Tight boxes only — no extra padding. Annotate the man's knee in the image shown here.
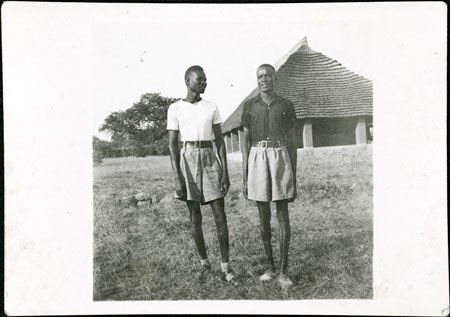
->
[211,199,227,225]
[259,221,272,240]
[191,217,202,230]
[189,208,203,227]
[276,212,290,227]
[260,228,271,241]
[215,213,227,229]
[257,205,271,239]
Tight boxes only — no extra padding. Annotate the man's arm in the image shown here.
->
[241,127,251,199]
[286,126,297,201]
[212,124,230,194]
[168,130,186,199]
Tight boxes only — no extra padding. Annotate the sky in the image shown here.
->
[93,4,373,140]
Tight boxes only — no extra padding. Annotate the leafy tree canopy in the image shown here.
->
[99,93,179,156]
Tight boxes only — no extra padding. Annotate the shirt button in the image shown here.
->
[267,137,269,140]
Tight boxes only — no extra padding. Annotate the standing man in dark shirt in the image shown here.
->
[241,64,297,287]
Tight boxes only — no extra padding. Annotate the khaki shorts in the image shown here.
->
[247,146,295,202]
[177,146,225,204]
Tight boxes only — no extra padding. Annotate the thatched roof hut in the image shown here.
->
[222,37,373,151]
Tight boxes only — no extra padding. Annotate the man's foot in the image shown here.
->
[259,268,277,282]
[222,269,236,282]
[278,273,293,287]
[198,263,212,280]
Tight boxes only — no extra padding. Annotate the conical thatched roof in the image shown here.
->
[222,37,373,133]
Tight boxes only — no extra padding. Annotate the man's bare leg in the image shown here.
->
[276,200,293,286]
[210,198,235,281]
[210,198,229,263]
[257,201,276,280]
[186,201,208,260]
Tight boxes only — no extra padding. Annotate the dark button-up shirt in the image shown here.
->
[240,93,297,142]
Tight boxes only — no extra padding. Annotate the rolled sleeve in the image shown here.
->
[166,104,179,130]
[212,103,222,125]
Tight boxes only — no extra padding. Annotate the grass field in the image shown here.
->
[93,145,373,300]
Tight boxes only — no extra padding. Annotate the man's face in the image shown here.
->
[186,70,207,94]
[257,67,276,93]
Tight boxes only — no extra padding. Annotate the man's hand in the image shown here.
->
[287,180,297,203]
[220,174,230,195]
[241,127,251,201]
[243,178,248,199]
[287,191,297,203]
[175,177,187,200]
[285,125,297,204]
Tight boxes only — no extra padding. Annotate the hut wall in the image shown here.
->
[355,117,367,145]
[238,129,243,151]
[223,117,372,151]
[302,120,314,148]
[311,117,358,147]
[231,130,239,152]
[225,133,232,153]
[366,118,373,143]
[295,122,304,148]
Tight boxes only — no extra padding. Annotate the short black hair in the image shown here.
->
[257,64,276,72]
[185,65,204,81]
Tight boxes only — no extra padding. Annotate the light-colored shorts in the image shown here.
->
[247,146,295,202]
[177,146,225,204]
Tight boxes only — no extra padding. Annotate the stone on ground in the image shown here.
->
[135,192,152,201]
[159,195,174,206]
[137,200,152,207]
[120,195,138,207]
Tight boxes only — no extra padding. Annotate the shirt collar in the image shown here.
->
[253,92,282,106]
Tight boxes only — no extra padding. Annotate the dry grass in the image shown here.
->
[93,145,372,300]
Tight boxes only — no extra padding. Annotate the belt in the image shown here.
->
[252,140,286,148]
[183,141,213,148]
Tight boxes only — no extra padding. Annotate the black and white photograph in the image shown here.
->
[93,25,373,301]
[3,2,448,315]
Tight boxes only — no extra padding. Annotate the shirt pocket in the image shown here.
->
[271,106,288,132]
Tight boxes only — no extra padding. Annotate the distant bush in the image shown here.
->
[149,136,169,155]
[93,149,103,164]
[135,146,149,157]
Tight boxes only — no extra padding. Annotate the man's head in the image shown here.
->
[185,65,207,94]
[256,64,276,93]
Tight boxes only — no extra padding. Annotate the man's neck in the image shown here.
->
[184,91,202,103]
[260,90,276,105]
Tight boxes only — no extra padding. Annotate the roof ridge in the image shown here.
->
[273,36,310,70]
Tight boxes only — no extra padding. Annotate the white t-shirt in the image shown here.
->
[167,99,222,141]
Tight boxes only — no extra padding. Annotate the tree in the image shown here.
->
[92,136,113,163]
[99,93,179,155]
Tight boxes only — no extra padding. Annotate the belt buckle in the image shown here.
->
[261,140,268,148]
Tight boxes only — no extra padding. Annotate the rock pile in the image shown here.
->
[120,191,171,207]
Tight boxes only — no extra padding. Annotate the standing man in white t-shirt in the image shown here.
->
[167,65,235,282]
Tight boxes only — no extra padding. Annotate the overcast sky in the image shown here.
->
[93,4,373,140]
